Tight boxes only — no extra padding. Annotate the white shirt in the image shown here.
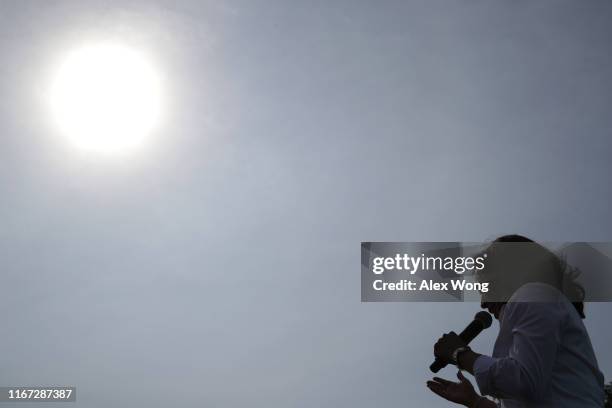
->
[473,283,605,407]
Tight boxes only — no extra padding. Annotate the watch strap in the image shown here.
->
[451,346,471,365]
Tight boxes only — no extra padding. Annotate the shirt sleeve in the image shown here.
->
[472,301,564,402]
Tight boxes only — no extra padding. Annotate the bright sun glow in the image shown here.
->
[48,43,162,154]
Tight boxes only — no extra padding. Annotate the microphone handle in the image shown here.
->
[429,320,482,373]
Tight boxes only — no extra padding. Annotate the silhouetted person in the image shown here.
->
[427,235,605,407]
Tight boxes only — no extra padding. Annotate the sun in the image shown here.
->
[48,43,162,154]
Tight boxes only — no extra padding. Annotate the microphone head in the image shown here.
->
[474,311,493,329]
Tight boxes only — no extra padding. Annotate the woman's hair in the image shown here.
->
[484,234,586,318]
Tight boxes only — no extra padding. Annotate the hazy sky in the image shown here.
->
[1,1,611,407]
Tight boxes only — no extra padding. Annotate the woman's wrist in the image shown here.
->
[456,350,481,374]
[467,395,484,408]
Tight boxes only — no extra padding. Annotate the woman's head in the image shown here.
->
[477,234,585,318]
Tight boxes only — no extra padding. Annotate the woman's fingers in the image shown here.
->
[431,377,452,386]
[426,381,448,398]
[457,370,468,383]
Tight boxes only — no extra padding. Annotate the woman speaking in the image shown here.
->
[427,235,605,408]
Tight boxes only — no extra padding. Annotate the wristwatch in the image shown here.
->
[451,345,471,366]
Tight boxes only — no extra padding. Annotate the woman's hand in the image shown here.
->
[434,331,466,364]
[427,371,480,407]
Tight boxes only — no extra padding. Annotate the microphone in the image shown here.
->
[429,311,493,373]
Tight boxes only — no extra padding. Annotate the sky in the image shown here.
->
[1,1,611,407]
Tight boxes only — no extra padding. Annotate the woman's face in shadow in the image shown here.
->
[481,301,505,320]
